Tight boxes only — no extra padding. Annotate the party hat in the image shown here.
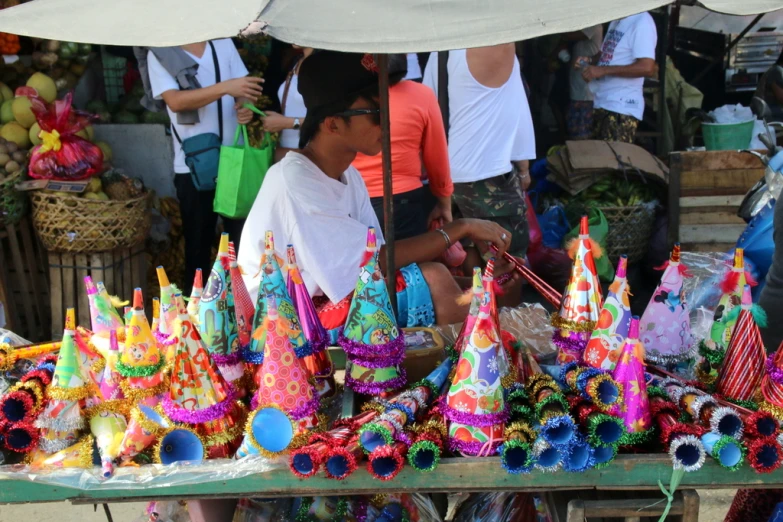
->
[229,241,255,350]
[246,231,311,364]
[90,408,128,477]
[716,285,767,403]
[198,233,240,358]
[583,255,632,370]
[611,317,652,436]
[117,289,164,378]
[762,341,783,411]
[286,245,335,394]
[117,404,167,462]
[553,216,603,364]
[454,268,484,354]
[28,435,97,470]
[85,277,126,355]
[341,227,406,394]
[150,298,160,335]
[444,291,507,456]
[156,266,179,339]
[710,249,754,348]
[639,244,694,364]
[187,269,203,323]
[251,295,320,432]
[98,330,125,401]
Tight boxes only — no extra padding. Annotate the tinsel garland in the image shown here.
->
[540,414,577,448]
[295,497,349,522]
[695,366,717,388]
[765,354,783,385]
[698,340,725,366]
[563,435,596,472]
[709,407,744,440]
[550,313,596,332]
[407,439,441,472]
[244,405,296,458]
[162,385,238,424]
[669,434,706,472]
[130,406,167,436]
[83,399,131,420]
[619,428,655,446]
[592,444,618,469]
[288,444,326,479]
[534,393,569,419]
[646,386,670,401]
[47,383,92,401]
[583,373,623,412]
[447,436,503,456]
[345,369,407,395]
[153,426,206,464]
[358,423,394,452]
[3,421,39,453]
[200,414,246,448]
[498,439,534,474]
[21,369,53,386]
[115,358,166,378]
[748,436,783,473]
[532,438,566,473]
[338,333,404,363]
[711,435,747,472]
[0,389,35,423]
[367,443,406,481]
[760,401,783,421]
[119,378,169,402]
[586,413,627,448]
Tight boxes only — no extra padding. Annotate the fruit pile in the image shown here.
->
[562,178,660,224]
[62,168,144,202]
[0,136,28,180]
[0,73,58,149]
[86,82,171,125]
[0,33,20,55]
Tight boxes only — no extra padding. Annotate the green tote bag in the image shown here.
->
[214,107,273,219]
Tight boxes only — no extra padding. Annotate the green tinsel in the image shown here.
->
[115,358,165,378]
[511,404,536,423]
[698,340,726,366]
[409,378,438,397]
[296,497,349,522]
[534,393,569,419]
[678,411,693,423]
[444,344,459,364]
[620,427,655,447]
[712,435,747,472]
[499,438,533,473]
[357,423,394,454]
[587,413,627,448]
[507,387,528,404]
[724,397,759,411]
[407,440,441,472]
[593,445,618,470]
[647,386,671,401]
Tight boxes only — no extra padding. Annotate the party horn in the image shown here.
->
[499,421,536,474]
[236,406,295,459]
[117,404,167,462]
[744,410,780,439]
[324,436,364,480]
[2,421,39,453]
[659,376,744,439]
[407,409,447,473]
[289,441,329,479]
[564,435,595,472]
[748,436,783,473]
[0,341,61,371]
[701,433,746,471]
[29,435,98,470]
[90,411,128,477]
[651,396,707,472]
[572,401,626,448]
[532,438,564,472]
[367,441,407,481]
[575,367,622,412]
[669,434,707,473]
[490,246,562,307]
[156,426,205,464]
[0,386,37,425]
[592,443,617,469]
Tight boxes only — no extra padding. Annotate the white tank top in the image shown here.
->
[426,49,534,183]
[277,73,307,149]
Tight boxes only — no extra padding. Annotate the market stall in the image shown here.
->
[0,0,782,521]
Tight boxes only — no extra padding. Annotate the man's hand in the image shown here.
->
[235,103,253,125]
[493,255,522,293]
[261,111,294,133]
[222,76,264,101]
[514,160,531,191]
[460,218,512,258]
[427,195,453,228]
[581,65,604,82]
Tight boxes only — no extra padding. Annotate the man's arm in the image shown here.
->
[160,77,263,113]
[582,58,656,82]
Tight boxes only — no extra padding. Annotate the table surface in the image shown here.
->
[1,454,781,505]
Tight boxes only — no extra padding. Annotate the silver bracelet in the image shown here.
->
[436,228,451,249]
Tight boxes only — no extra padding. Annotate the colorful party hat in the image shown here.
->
[85,277,126,355]
[639,244,694,364]
[710,249,755,348]
[198,233,240,359]
[716,285,767,403]
[35,309,91,450]
[90,407,128,477]
[246,231,311,364]
[251,295,320,430]
[98,330,125,401]
[229,241,255,350]
[444,291,507,456]
[583,255,632,371]
[156,266,179,339]
[187,269,203,323]
[286,245,335,396]
[117,288,164,378]
[611,317,652,436]
[553,216,603,364]
[341,227,407,394]
[28,435,96,470]
[150,298,161,335]
[454,268,484,354]
[762,341,783,412]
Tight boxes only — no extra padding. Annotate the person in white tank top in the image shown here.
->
[423,44,535,280]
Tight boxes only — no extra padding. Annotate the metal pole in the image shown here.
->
[690,13,764,87]
[437,52,450,134]
[378,54,397,315]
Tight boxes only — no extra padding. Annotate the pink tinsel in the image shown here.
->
[162,385,238,424]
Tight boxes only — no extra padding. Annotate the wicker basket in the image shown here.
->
[596,204,656,264]
[0,170,28,226]
[30,190,150,253]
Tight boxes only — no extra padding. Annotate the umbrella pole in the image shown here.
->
[378,54,397,316]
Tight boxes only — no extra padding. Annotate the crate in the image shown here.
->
[47,244,147,339]
[668,150,764,252]
[101,46,127,105]
[548,490,699,522]
[0,218,50,341]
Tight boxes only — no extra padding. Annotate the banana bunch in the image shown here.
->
[579,178,658,208]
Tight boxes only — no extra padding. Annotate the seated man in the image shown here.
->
[238,51,517,329]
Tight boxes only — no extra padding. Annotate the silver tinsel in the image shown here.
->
[669,435,706,472]
[710,406,744,440]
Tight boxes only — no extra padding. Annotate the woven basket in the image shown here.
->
[596,204,656,264]
[30,191,150,253]
[0,170,28,227]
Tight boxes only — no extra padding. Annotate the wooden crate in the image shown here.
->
[47,244,147,339]
[668,150,764,252]
[550,490,699,522]
[0,217,50,342]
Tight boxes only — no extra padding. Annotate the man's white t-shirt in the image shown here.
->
[592,13,657,121]
[422,49,535,184]
[237,152,384,304]
[147,39,249,174]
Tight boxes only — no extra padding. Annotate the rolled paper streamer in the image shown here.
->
[289,441,330,479]
[90,412,128,477]
[324,437,364,480]
[709,406,745,440]
[532,438,565,473]
[592,443,617,469]
[577,369,622,412]
[3,421,39,453]
[499,421,536,474]
[701,432,746,471]
[0,388,36,424]
[155,427,205,465]
[236,406,295,459]
[0,341,62,370]
[564,435,595,472]
[747,436,783,473]
[581,410,626,448]
[117,405,167,462]
[367,441,408,481]
[540,413,576,448]
[744,410,780,440]
[669,434,707,472]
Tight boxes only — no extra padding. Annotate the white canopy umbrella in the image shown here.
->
[0,0,779,50]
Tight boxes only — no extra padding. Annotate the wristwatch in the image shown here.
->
[292,118,301,130]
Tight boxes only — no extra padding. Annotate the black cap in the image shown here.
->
[297,51,379,111]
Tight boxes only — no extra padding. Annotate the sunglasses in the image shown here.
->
[333,108,381,124]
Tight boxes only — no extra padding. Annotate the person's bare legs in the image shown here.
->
[418,262,470,325]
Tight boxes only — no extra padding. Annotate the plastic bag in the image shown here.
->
[537,205,570,249]
[528,245,572,296]
[526,192,542,252]
[28,92,103,181]
[563,207,614,282]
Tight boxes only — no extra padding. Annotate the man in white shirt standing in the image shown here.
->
[146,40,263,295]
[578,13,658,143]
[422,44,536,268]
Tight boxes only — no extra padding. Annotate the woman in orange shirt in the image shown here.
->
[352,55,453,240]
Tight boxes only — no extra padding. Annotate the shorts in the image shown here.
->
[567,100,594,140]
[452,169,529,258]
[315,263,435,344]
[592,108,639,143]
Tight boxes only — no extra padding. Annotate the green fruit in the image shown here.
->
[58,42,78,60]
[86,176,102,193]
[85,124,94,141]
[0,83,12,103]
[27,72,57,103]
[78,43,92,56]
[0,100,14,124]
[0,122,31,148]
[12,96,36,129]
[85,99,108,114]
[29,122,41,146]
[96,141,112,163]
